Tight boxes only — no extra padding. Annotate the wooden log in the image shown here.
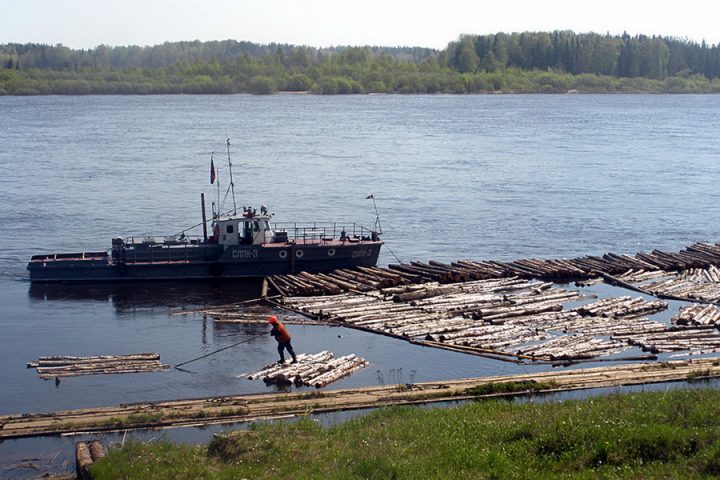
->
[383,266,428,283]
[75,442,93,480]
[298,272,344,294]
[357,266,405,284]
[310,355,369,388]
[266,276,289,297]
[89,440,106,461]
[39,364,170,379]
[316,272,364,292]
[392,285,460,303]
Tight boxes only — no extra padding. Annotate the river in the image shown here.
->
[0,94,719,476]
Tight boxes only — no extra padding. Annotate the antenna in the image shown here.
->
[226,138,237,215]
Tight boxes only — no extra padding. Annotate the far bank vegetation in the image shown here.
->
[2,31,720,95]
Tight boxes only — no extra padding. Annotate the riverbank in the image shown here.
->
[3,357,718,439]
[2,68,719,95]
[90,387,720,479]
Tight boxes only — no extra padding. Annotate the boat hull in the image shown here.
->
[27,242,383,283]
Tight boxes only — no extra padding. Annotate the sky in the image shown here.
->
[4,0,720,49]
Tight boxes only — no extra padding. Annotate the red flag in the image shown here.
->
[210,159,216,184]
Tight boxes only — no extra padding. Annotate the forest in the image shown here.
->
[1,31,719,94]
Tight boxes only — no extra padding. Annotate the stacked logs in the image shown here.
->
[27,353,169,379]
[247,351,369,388]
[266,242,720,297]
[617,327,720,354]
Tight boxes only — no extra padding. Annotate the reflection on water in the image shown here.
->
[28,279,263,312]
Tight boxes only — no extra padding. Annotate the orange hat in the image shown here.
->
[268,316,278,324]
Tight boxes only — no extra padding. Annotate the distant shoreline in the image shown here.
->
[3,90,719,96]
[3,33,719,95]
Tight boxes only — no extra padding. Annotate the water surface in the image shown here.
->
[1,94,719,474]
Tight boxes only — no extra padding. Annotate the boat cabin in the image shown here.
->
[211,210,276,247]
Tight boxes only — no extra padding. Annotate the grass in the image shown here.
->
[464,380,559,396]
[91,388,720,479]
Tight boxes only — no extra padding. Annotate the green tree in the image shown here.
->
[248,76,274,94]
[454,36,478,73]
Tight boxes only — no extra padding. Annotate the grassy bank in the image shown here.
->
[92,388,720,479]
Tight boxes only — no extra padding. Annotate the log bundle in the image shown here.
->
[266,242,720,298]
[617,265,720,304]
[617,327,720,355]
[27,353,169,379]
[268,266,409,297]
[280,277,672,361]
[246,351,369,388]
[574,296,667,319]
[517,334,627,361]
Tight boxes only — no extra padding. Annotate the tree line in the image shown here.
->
[1,32,719,95]
[447,31,720,79]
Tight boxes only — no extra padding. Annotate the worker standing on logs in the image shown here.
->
[269,316,298,364]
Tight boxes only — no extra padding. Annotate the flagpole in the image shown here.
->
[226,138,237,216]
[367,194,382,235]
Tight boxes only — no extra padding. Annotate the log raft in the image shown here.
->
[27,353,169,379]
[278,278,679,361]
[246,351,369,388]
[262,241,720,298]
[4,357,720,440]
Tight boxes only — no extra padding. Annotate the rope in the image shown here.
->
[383,240,403,264]
[174,332,265,369]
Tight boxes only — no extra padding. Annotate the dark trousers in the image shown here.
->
[278,341,297,362]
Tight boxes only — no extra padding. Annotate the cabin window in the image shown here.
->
[253,221,260,232]
[261,220,269,230]
[226,225,234,234]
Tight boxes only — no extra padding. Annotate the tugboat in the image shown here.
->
[27,141,383,283]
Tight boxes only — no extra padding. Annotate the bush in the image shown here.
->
[247,76,274,94]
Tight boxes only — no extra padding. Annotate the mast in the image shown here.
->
[226,138,237,215]
[201,193,208,241]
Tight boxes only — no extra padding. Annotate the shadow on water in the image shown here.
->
[28,279,263,312]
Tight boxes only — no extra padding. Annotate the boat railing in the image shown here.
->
[118,235,209,264]
[271,222,377,244]
[122,235,205,246]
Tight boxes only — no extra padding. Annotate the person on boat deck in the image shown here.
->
[269,316,297,364]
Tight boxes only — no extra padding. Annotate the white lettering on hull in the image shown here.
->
[352,248,373,258]
[232,248,259,259]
